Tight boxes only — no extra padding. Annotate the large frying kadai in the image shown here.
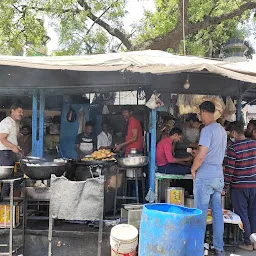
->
[20,162,66,180]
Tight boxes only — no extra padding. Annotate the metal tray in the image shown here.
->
[77,159,116,166]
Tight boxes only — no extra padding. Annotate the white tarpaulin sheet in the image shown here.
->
[0,50,255,84]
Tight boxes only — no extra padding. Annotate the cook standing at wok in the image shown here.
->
[114,106,143,156]
[0,104,23,200]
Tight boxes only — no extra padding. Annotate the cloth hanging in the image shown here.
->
[50,175,104,221]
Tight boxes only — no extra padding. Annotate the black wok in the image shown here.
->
[20,157,47,164]
[20,162,66,180]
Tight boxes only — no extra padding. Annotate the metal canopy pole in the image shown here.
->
[149,109,157,196]
[32,92,38,156]
[0,177,24,256]
[236,96,242,122]
[9,182,13,256]
[32,90,45,158]
[39,91,45,158]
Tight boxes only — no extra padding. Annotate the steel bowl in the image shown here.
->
[117,156,149,168]
[20,162,66,180]
[0,166,14,179]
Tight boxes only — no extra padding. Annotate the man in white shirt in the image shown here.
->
[0,103,23,200]
[97,122,113,150]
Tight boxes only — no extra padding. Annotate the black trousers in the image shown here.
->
[158,163,191,175]
[231,187,256,244]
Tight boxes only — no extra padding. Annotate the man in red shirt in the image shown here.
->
[156,128,192,174]
[114,106,143,155]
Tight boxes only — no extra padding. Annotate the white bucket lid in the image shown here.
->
[111,224,138,242]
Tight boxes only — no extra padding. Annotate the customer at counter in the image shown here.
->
[97,122,113,150]
[245,119,256,140]
[0,104,23,200]
[75,121,96,159]
[191,101,227,256]
[175,114,201,158]
[114,106,143,155]
[156,128,192,175]
[224,121,256,251]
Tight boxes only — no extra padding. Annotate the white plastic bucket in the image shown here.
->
[110,224,138,256]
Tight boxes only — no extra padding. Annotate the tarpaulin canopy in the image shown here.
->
[0,50,255,98]
[0,50,255,83]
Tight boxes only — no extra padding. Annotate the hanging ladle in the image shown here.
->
[20,153,32,164]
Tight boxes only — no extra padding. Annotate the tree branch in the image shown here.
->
[189,1,256,34]
[18,1,132,50]
[115,28,136,51]
[134,1,256,51]
[208,1,218,16]
[86,0,119,36]
[22,5,80,14]
[12,4,22,13]
[78,0,132,49]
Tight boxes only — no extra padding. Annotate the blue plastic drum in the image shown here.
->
[139,203,204,256]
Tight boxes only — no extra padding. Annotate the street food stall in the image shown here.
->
[0,50,255,255]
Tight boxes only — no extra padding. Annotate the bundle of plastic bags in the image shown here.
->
[223,96,236,122]
[177,94,226,120]
[177,94,197,115]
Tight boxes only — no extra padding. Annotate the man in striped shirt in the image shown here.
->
[224,121,256,251]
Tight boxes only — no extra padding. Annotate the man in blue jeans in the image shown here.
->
[191,101,227,256]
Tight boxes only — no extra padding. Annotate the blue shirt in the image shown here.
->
[197,123,227,179]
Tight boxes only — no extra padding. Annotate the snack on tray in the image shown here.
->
[102,158,116,161]
[91,149,113,159]
[81,149,114,161]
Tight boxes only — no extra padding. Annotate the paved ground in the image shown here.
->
[225,246,255,256]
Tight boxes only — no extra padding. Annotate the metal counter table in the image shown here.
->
[0,176,24,256]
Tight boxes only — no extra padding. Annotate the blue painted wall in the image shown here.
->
[59,104,102,159]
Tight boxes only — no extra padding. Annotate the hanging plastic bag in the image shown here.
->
[102,105,109,114]
[192,95,225,120]
[177,94,195,115]
[145,94,164,109]
[224,96,236,115]
[67,105,76,123]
